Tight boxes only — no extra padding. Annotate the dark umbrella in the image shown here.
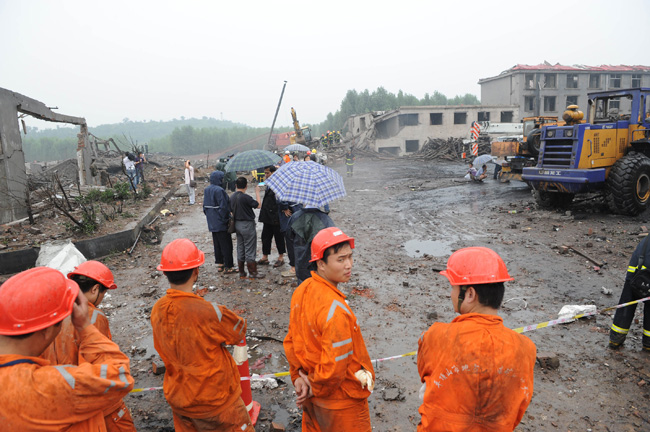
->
[225,150,282,172]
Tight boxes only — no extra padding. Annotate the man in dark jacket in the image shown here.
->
[287,207,335,283]
[258,166,286,268]
[215,158,237,192]
[278,200,302,278]
[203,171,236,274]
[231,177,264,279]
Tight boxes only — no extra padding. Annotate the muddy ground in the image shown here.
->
[77,157,650,431]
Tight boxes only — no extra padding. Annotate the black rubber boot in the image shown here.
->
[238,261,247,279]
[609,329,627,349]
[247,261,265,279]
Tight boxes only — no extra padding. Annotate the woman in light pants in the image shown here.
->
[184,160,195,205]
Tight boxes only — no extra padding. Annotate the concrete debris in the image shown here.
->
[35,240,86,275]
[250,374,278,390]
[270,422,286,432]
[382,387,404,401]
[152,358,166,375]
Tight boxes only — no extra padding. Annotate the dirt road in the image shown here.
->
[103,157,650,431]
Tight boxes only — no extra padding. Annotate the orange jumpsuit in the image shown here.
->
[0,325,134,431]
[284,272,375,432]
[150,289,253,432]
[39,303,136,432]
[417,313,536,432]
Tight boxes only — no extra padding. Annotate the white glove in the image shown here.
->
[233,345,248,366]
[355,369,374,392]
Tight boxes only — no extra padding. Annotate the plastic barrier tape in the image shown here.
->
[129,296,650,394]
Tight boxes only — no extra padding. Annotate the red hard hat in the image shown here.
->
[68,260,117,290]
[157,238,205,271]
[310,227,355,262]
[440,247,513,285]
[0,267,79,335]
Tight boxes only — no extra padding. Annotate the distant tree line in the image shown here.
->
[21,88,479,161]
[312,87,480,135]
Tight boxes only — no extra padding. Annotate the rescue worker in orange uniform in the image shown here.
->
[151,238,254,432]
[283,150,291,164]
[0,267,134,431]
[284,227,375,432]
[417,247,536,431]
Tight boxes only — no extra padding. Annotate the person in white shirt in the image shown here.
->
[184,160,195,205]
[122,153,137,191]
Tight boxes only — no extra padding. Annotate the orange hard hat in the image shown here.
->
[440,247,513,285]
[68,260,117,290]
[157,238,205,271]
[0,267,79,335]
[310,227,355,262]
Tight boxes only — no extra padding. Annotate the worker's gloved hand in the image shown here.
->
[233,345,248,366]
[355,369,374,392]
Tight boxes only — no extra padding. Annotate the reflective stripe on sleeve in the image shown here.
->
[332,338,352,348]
[54,365,76,389]
[210,302,223,322]
[118,366,129,389]
[611,324,630,335]
[101,364,117,394]
[234,318,245,333]
[644,329,650,338]
[335,351,353,362]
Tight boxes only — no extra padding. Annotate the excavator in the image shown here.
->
[290,107,317,146]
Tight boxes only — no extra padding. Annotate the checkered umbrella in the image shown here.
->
[285,144,310,152]
[265,161,346,208]
[224,150,282,172]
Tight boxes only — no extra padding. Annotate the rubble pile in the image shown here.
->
[413,137,490,161]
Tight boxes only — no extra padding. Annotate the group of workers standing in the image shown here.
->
[320,130,341,148]
[0,222,537,431]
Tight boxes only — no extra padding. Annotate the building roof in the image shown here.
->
[479,62,650,83]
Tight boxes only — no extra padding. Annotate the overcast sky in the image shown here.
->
[1,0,647,131]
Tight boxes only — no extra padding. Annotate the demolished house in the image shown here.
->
[343,104,519,157]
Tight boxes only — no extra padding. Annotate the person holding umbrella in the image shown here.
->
[258,165,286,268]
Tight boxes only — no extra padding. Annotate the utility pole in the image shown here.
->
[267,80,287,150]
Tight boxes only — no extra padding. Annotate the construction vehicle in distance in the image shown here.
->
[522,88,650,215]
[491,116,558,182]
[290,107,318,146]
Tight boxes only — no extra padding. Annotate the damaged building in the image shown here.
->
[344,105,519,156]
[479,62,650,117]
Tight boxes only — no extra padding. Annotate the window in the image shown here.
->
[405,140,419,153]
[543,73,557,89]
[524,96,535,112]
[566,74,578,89]
[632,74,642,87]
[429,113,442,125]
[525,73,535,89]
[500,111,514,122]
[544,96,556,112]
[589,74,601,89]
[609,97,620,110]
[360,117,366,132]
[610,74,621,88]
[454,112,467,124]
[478,111,490,122]
[399,113,418,126]
[566,95,578,107]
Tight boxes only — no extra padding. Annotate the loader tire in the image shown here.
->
[526,128,542,158]
[533,190,574,209]
[606,152,650,215]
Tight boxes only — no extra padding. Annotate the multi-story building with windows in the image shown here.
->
[479,63,650,119]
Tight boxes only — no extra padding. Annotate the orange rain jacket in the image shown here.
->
[417,313,536,432]
[284,272,375,409]
[0,325,134,431]
[150,289,247,418]
[40,302,134,431]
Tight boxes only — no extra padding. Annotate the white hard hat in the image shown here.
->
[285,150,290,154]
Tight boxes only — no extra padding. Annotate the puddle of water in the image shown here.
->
[404,239,452,258]
[269,404,291,425]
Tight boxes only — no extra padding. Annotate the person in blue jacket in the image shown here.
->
[278,200,302,278]
[203,171,236,274]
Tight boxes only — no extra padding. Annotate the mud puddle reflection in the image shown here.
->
[404,239,452,257]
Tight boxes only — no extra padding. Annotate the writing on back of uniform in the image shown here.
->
[631,269,650,298]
